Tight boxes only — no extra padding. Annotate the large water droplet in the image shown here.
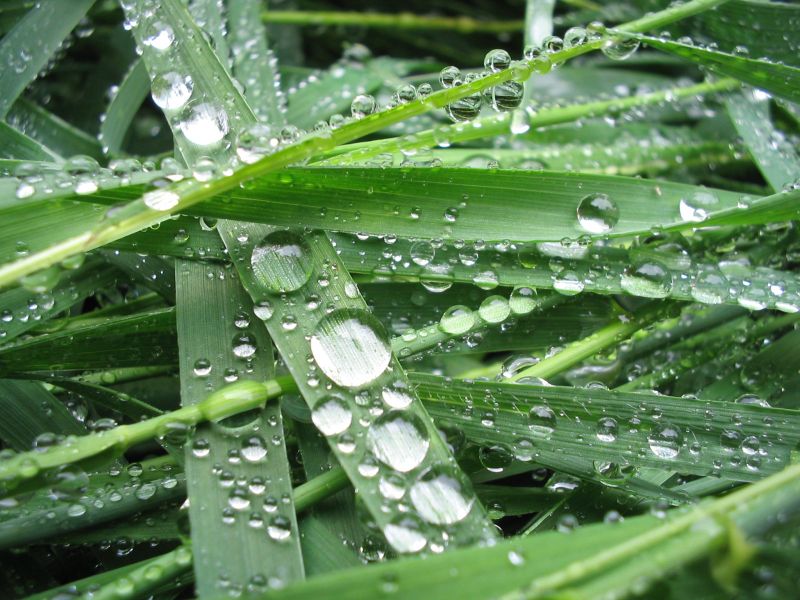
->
[647,423,682,459]
[577,193,619,234]
[311,309,391,388]
[151,72,193,110]
[620,261,672,298]
[251,231,313,293]
[179,102,229,146]
[679,190,718,222]
[409,466,475,525]
[383,515,427,553]
[311,396,352,436]
[439,305,476,335]
[367,412,430,472]
[529,405,556,439]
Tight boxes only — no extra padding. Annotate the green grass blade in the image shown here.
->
[219,223,498,553]
[0,379,85,451]
[98,59,150,157]
[0,0,96,118]
[412,373,800,481]
[175,259,305,593]
[635,32,800,104]
[250,461,800,600]
[725,90,800,191]
[7,98,103,160]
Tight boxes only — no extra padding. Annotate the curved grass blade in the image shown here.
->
[7,98,103,160]
[98,59,150,157]
[725,90,800,191]
[0,0,96,118]
[634,32,800,104]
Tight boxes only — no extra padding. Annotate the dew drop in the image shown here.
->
[151,72,193,110]
[310,309,391,388]
[577,193,619,234]
[439,305,476,335]
[409,466,475,525]
[367,411,430,472]
[250,231,313,293]
[311,396,352,436]
[620,261,672,298]
[647,423,682,459]
[179,102,229,147]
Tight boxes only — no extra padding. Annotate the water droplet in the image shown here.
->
[180,102,229,146]
[620,261,672,298]
[267,516,292,542]
[144,21,174,50]
[143,189,180,211]
[409,466,475,525]
[351,94,376,119]
[383,515,427,553]
[241,436,267,462]
[647,423,682,459]
[439,66,461,88]
[553,271,584,296]
[679,190,718,222]
[439,305,476,335]
[529,405,556,439]
[151,72,193,110]
[509,286,538,315]
[367,412,430,472]
[601,35,640,60]
[311,396,352,436]
[577,193,619,234]
[311,309,391,388]
[232,333,257,358]
[251,231,313,293]
[484,49,511,72]
[478,295,510,323]
[691,268,729,304]
[596,417,618,442]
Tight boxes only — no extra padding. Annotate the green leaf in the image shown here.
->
[411,373,800,481]
[98,59,150,157]
[175,259,305,592]
[636,33,800,104]
[0,0,96,118]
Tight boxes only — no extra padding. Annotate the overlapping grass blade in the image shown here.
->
[411,373,800,481]
[253,461,800,600]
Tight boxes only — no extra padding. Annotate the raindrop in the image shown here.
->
[484,49,511,72]
[251,231,313,293]
[620,261,672,298]
[647,423,682,459]
[478,295,510,323]
[367,412,430,472]
[151,72,193,110]
[311,396,352,436]
[596,417,618,442]
[409,466,475,525]
[179,102,229,146]
[439,305,476,335]
[310,309,391,388]
[577,193,619,234]
[383,515,427,553]
[529,405,557,439]
[601,35,640,60]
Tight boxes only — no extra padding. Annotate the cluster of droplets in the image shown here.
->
[218,226,493,555]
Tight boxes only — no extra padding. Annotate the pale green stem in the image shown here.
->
[0,377,293,493]
[262,10,524,33]
[322,78,740,165]
[461,303,667,381]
